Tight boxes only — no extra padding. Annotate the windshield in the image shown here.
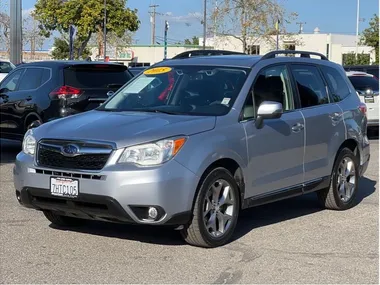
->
[99,65,250,116]
[348,76,379,91]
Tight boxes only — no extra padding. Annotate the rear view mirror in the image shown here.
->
[255,101,283,129]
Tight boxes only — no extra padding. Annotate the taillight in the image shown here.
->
[358,102,367,115]
[49,86,82,99]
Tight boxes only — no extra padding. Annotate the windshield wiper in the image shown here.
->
[137,109,180,115]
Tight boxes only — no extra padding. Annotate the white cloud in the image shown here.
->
[162,12,202,23]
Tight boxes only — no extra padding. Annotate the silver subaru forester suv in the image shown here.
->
[14,51,370,248]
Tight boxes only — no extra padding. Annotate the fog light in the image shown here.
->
[148,207,158,219]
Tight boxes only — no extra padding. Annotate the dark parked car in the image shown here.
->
[0,61,133,140]
[128,66,147,76]
[172,49,245,59]
[344,65,379,78]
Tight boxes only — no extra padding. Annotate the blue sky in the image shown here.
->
[20,0,380,46]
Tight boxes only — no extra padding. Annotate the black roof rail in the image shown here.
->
[261,50,329,61]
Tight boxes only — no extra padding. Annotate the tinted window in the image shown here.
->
[0,61,15,73]
[100,65,250,116]
[0,69,24,91]
[41,68,51,84]
[320,66,350,102]
[348,76,379,92]
[243,65,294,120]
[365,68,379,78]
[291,65,329,108]
[18,68,45,91]
[64,65,132,89]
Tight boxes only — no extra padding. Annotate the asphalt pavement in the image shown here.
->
[0,134,378,284]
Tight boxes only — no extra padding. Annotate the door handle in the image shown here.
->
[329,112,341,120]
[292,123,304,133]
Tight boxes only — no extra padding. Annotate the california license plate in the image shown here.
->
[365,96,375,103]
[50,177,79,198]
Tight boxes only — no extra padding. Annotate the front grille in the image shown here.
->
[37,140,113,171]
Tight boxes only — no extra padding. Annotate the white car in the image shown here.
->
[346,71,379,128]
[0,61,16,83]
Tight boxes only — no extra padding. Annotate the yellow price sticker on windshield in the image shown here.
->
[143,67,172,75]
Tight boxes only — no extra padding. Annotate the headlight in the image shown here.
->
[22,129,36,156]
[118,137,187,166]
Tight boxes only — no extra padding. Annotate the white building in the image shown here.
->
[201,28,376,65]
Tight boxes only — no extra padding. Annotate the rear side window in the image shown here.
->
[64,65,132,89]
[18,68,49,91]
[291,65,329,108]
[348,76,379,92]
[320,66,350,102]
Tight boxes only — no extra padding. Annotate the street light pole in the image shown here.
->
[203,0,207,50]
[355,0,360,60]
[10,0,22,64]
[104,0,107,61]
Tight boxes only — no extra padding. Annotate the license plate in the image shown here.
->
[50,177,79,198]
[365,96,375,103]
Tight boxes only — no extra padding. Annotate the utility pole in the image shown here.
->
[149,4,159,45]
[276,19,280,51]
[10,0,22,64]
[164,21,169,59]
[296,22,306,34]
[104,0,107,61]
[203,0,207,49]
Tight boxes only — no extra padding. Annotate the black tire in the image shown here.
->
[317,148,359,210]
[43,211,86,227]
[180,167,240,248]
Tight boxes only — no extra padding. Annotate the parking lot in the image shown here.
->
[0,135,378,284]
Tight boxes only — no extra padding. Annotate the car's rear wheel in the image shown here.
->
[180,167,240,248]
[43,211,86,227]
[317,148,359,210]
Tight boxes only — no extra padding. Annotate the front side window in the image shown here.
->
[320,66,350,102]
[291,65,329,108]
[0,69,24,92]
[242,65,294,120]
[99,65,250,116]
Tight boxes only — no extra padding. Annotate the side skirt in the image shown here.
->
[242,176,330,209]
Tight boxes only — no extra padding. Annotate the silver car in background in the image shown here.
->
[14,51,370,247]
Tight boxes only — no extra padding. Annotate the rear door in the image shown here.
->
[347,74,379,124]
[290,64,346,185]
[63,64,133,111]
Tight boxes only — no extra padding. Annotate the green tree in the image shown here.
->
[184,36,199,45]
[51,37,91,60]
[361,14,379,64]
[212,0,298,53]
[34,0,140,58]
[342,52,371,65]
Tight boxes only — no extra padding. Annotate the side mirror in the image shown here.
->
[0,87,9,94]
[255,101,283,129]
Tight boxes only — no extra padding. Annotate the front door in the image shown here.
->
[0,69,25,138]
[241,64,305,198]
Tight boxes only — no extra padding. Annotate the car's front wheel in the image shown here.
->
[181,167,240,248]
[43,211,86,227]
[317,148,359,210]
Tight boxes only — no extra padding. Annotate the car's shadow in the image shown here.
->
[50,176,377,246]
[0,139,21,164]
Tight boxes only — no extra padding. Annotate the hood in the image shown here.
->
[34,110,216,148]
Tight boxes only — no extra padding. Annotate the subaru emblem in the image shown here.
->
[61,144,79,157]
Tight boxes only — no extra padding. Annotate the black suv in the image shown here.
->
[0,61,133,140]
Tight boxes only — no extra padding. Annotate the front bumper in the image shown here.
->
[14,152,198,226]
